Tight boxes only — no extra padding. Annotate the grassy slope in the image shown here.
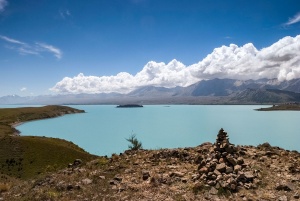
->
[0,105,97,179]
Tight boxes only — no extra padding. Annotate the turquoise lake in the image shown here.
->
[11,105,300,156]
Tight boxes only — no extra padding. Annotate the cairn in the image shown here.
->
[197,128,257,191]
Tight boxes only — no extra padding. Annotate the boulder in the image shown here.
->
[216,163,226,173]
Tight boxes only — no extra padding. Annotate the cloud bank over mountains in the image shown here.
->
[51,35,300,94]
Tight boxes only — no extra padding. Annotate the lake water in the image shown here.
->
[11,105,300,156]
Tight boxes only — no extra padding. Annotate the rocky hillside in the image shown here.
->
[1,129,299,201]
[230,88,300,104]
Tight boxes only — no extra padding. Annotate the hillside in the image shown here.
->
[1,129,299,200]
[230,89,300,104]
[0,106,97,179]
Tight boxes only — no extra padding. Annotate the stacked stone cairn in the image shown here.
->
[197,128,256,191]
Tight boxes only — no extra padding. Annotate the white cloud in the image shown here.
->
[59,9,71,19]
[0,35,63,59]
[0,0,7,13]
[36,42,63,59]
[20,87,27,92]
[0,35,26,45]
[284,13,300,26]
[50,35,300,94]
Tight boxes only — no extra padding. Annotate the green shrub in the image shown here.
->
[126,134,142,150]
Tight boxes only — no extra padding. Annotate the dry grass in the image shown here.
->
[0,183,10,192]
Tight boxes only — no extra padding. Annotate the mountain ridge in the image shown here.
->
[1,78,300,105]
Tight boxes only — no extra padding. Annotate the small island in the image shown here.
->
[116,104,143,108]
[255,103,300,111]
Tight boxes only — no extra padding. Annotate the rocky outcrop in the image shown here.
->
[2,129,300,201]
[196,128,259,192]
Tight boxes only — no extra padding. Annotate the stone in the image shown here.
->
[278,195,288,201]
[275,183,293,191]
[198,161,206,169]
[82,178,93,185]
[99,176,106,180]
[244,171,255,180]
[237,157,244,165]
[209,187,218,195]
[195,155,203,164]
[213,169,221,176]
[234,165,242,173]
[229,183,236,190]
[73,159,82,166]
[216,163,226,173]
[226,155,237,166]
[225,166,233,174]
[142,170,150,180]
[293,192,300,199]
[67,184,73,191]
[114,175,122,182]
[199,167,208,174]
[207,180,216,186]
[170,171,184,177]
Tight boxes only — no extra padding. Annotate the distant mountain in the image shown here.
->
[0,95,31,104]
[230,88,300,104]
[1,78,300,105]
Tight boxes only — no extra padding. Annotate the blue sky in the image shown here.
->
[0,0,300,96]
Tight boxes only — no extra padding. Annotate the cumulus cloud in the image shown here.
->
[0,35,63,59]
[284,13,300,26]
[0,0,8,13]
[50,35,300,94]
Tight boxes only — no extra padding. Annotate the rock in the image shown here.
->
[170,171,184,178]
[234,165,242,173]
[67,184,73,191]
[195,155,203,164]
[199,167,208,174]
[244,171,255,180]
[226,155,237,166]
[82,178,92,185]
[181,177,188,183]
[209,187,218,195]
[216,163,226,173]
[207,180,216,186]
[237,157,244,165]
[73,159,82,166]
[278,195,288,201]
[109,180,117,185]
[142,170,150,180]
[213,169,221,176]
[99,176,106,180]
[294,192,300,199]
[275,183,293,191]
[225,166,233,174]
[114,175,122,182]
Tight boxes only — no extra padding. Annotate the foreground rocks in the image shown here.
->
[1,129,299,200]
[197,129,259,192]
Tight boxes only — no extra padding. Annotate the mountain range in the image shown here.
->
[1,78,300,105]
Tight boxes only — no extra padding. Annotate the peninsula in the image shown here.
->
[0,105,96,179]
[116,104,143,108]
[256,103,300,111]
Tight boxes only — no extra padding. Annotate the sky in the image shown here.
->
[0,0,300,96]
